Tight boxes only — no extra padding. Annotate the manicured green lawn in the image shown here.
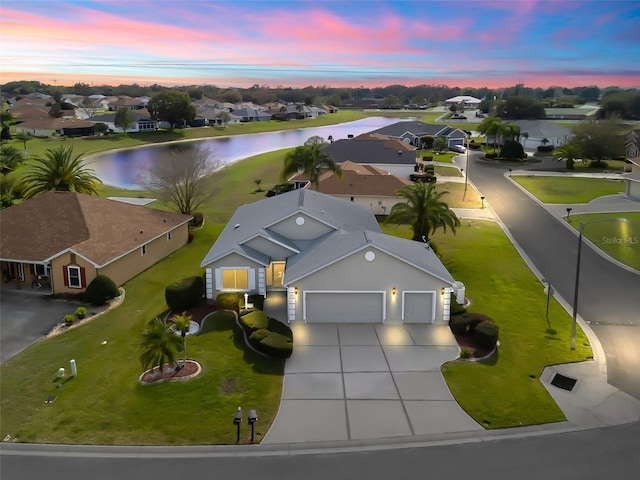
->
[435,166,463,177]
[513,176,625,203]
[568,212,640,271]
[382,222,592,428]
[1,117,604,443]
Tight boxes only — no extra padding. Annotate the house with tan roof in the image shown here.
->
[15,117,96,137]
[0,192,191,294]
[289,161,410,215]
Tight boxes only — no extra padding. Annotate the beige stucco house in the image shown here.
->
[201,189,464,324]
[0,192,191,295]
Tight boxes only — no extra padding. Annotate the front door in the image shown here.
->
[265,261,285,289]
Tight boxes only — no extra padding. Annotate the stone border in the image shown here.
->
[46,288,126,338]
[138,360,202,385]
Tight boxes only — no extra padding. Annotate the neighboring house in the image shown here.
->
[232,107,272,122]
[512,120,573,150]
[321,133,418,178]
[14,117,95,137]
[544,105,599,120]
[201,189,464,324]
[624,129,640,201]
[108,96,146,111]
[0,192,191,294]
[89,110,158,133]
[367,120,468,149]
[288,161,411,215]
[445,96,482,109]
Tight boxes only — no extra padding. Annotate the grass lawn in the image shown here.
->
[382,222,593,428]
[568,212,640,271]
[435,166,463,177]
[513,176,625,203]
[437,181,482,208]
[0,117,599,443]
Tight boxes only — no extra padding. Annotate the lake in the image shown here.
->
[86,117,415,189]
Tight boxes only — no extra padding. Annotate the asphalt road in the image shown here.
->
[2,422,639,480]
[466,154,640,399]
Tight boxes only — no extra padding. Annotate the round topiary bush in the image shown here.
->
[474,321,499,351]
[84,275,119,306]
[165,276,203,312]
[500,140,525,160]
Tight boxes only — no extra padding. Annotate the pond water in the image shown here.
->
[86,117,415,189]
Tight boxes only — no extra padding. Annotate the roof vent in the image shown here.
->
[140,230,144,234]
[234,224,240,229]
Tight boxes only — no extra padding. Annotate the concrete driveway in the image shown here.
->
[0,289,75,363]
[262,323,482,444]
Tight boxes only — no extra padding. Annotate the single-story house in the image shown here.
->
[232,107,271,122]
[89,110,158,133]
[624,129,640,201]
[544,105,599,120]
[321,133,418,178]
[512,120,573,150]
[367,120,468,149]
[445,96,482,109]
[0,192,191,294]
[288,161,411,215]
[14,117,96,137]
[200,189,464,324]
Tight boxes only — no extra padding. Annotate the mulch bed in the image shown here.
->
[139,360,201,385]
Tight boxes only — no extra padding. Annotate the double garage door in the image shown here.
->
[303,291,434,323]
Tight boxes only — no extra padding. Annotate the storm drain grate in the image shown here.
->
[551,373,577,391]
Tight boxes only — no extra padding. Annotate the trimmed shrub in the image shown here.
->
[84,275,118,306]
[239,310,269,331]
[215,292,244,311]
[249,328,271,343]
[190,212,204,227]
[449,312,493,335]
[268,317,293,339]
[165,276,203,312]
[449,315,469,335]
[500,140,525,160]
[258,332,293,358]
[474,321,499,350]
[537,145,555,152]
[75,306,87,318]
[239,307,258,316]
[450,297,467,316]
[485,152,499,159]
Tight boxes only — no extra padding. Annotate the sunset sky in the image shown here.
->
[1,0,639,89]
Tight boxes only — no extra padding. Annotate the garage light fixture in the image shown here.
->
[294,287,298,295]
[392,287,397,296]
[441,288,446,295]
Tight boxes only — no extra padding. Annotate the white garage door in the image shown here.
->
[304,292,385,323]
[403,292,435,323]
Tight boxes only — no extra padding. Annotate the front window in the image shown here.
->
[222,269,248,290]
[68,266,81,288]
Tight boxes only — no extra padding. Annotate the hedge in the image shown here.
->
[474,321,499,350]
[84,275,119,306]
[165,276,203,312]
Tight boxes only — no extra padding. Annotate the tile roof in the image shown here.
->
[0,192,191,266]
[322,137,417,165]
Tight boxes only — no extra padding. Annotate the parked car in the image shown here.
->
[449,144,467,154]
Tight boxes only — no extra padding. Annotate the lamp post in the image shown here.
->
[541,278,553,328]
[571,218,626,350]
[480,196,485,208]
[463,136,470,200]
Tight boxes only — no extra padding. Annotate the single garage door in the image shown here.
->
[304,292,385,323]
[403,292,435,323]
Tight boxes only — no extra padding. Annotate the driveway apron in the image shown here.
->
[262,323,482,444]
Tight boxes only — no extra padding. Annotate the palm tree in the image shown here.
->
[553,143,582,170]
[139,316,182,376]
[0,145,24,174]
[21,146,103,199]
[280,141,342,191]
[385,181,461,243]
[478,117,503,151]
[171,311,192,367]
[499,123,521,142]
[13,132,32,151]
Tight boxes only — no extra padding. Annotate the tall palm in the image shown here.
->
[499,123,521,142]
[553,143,582,170]
[478,117,503,151]
[21,146,102,199]
[139,316,182,376]
[385,181,461,243]
[171,311,192,366]
[280,142,342,191]
[0,145,24,174]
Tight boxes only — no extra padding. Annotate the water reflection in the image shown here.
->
[87,117,415,189]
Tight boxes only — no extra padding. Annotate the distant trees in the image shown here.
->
[495,97,545,119]
[137,145,219,215]
[569,119,625,164]
[21,146,102,199]
[114,107,134,133]
[597,90,640,120]
[147,91,195,129]
[215,111,231,127]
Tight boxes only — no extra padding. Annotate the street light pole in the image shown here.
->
[463,136,470,200]
[571,218,626,350]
